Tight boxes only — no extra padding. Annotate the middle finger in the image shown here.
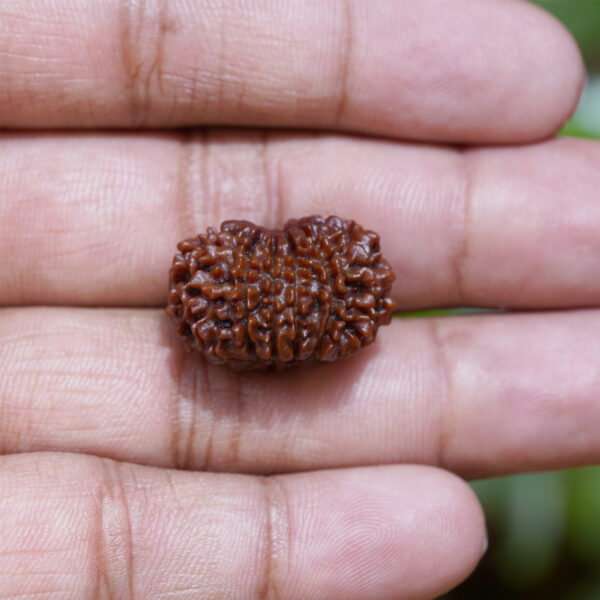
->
[2,132,600,309]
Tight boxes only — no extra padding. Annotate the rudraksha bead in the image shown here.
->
[167,216,395,370]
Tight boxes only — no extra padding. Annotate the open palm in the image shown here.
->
[1,1,597,598]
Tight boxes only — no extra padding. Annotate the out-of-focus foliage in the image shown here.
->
[439,3,600,598]
[531,0,600,69]
[531,1,600,138]
[562,77,600,139]
[445,470,600,599]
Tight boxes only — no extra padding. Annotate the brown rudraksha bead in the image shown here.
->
[166,216,395,370]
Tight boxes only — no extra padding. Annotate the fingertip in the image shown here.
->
[284,465,486,600]
[383,0,587,144]
[511,2,585,141]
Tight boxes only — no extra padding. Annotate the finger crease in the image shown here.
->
[119,0,175,125]
[170,353,199,470]
[154,0,172,95]
[428,319,456,470]
[119,0,149,125]
[196,356,214,472]
[333,0,354,126]
[176,130,198,238]
[453,150,475,303]
[198,129,215,227]
[225,375,250,468]
[260,131,284,228]
[94,459,135,600]
[257,477,288,600]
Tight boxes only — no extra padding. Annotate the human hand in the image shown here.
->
[0,1,595,598]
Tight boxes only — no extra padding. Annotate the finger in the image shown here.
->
[2,134,600,310]
[0,0,582,142]
[0,454,485,600]
[1,307,600,478]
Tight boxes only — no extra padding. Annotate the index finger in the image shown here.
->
[0,0,583,142]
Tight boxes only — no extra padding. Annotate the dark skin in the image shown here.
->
[1,1,598,598]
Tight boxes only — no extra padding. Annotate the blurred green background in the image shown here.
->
[441,2,600,598]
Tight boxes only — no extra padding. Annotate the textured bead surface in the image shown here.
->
[167,216,395,370]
